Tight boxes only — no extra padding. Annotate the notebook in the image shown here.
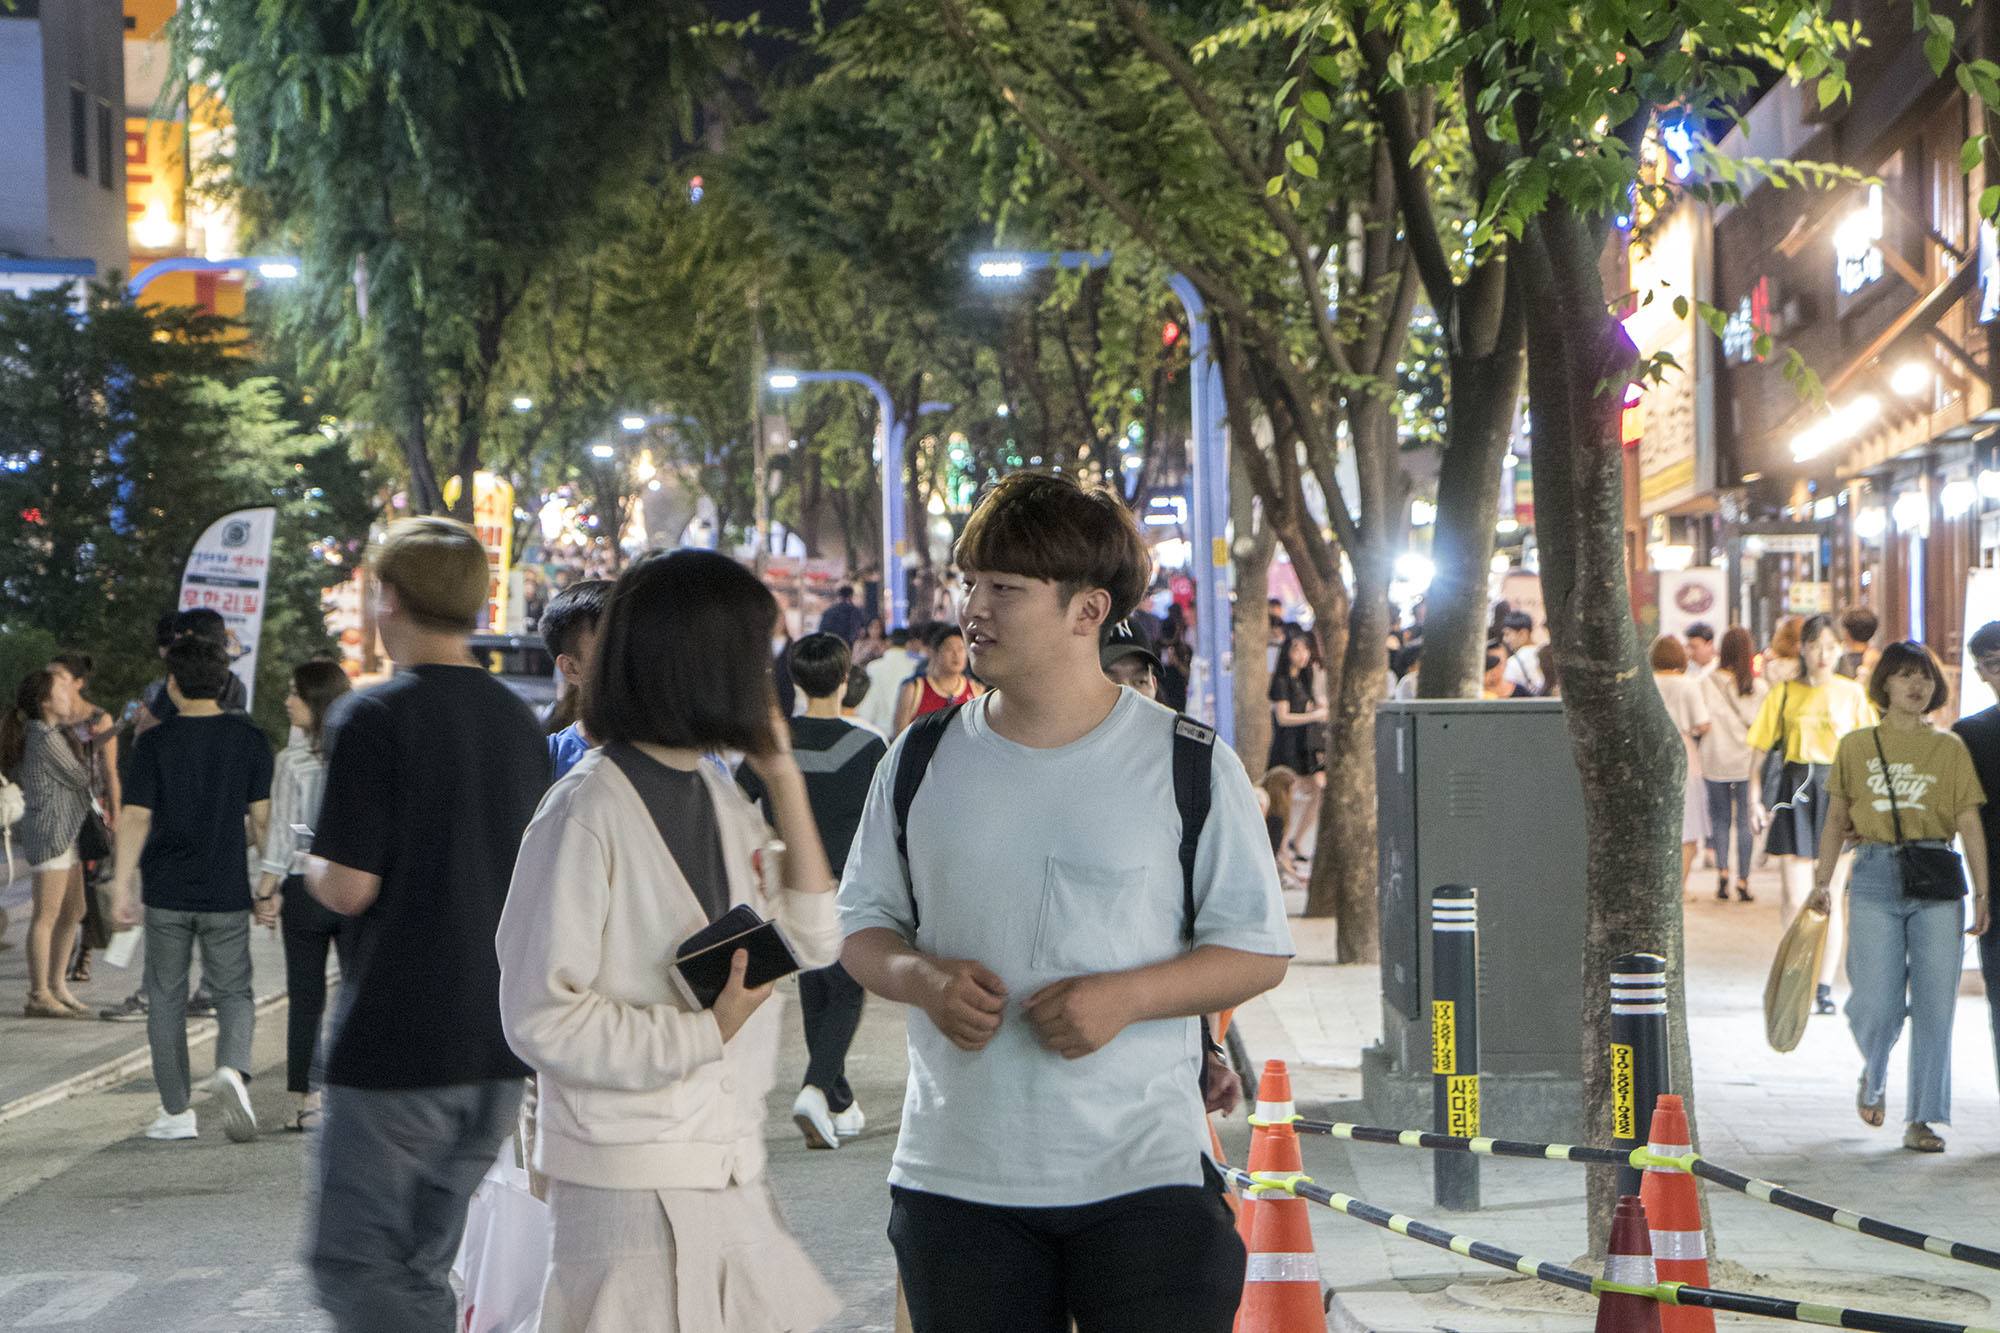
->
[673,903,802,1008]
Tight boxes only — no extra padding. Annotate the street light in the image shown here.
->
[971,248,1234,743]
[620,415,648,432]
[590,444,616,461]
[125,255,302,300]
[765,370,953,629]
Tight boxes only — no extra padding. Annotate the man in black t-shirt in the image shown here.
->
[1954,620,2000,1091]
[108,640,273,1145]
[304,518,549,1333]
[738,632,886,1150]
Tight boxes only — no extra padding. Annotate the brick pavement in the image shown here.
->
[1224,863,2000,1331]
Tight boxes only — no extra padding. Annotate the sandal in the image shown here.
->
[54,994,90,1015]
[1734,880,1754,903]
[67,949,91,984]
[1857,1074,1885,1128]
[1903,1123,1945,1153]
[287,1108,323,1133]
[23,994,74,1019]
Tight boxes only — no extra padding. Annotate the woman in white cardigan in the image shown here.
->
[498,550,842,1333]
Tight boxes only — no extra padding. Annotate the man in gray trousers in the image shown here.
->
[304,518,550,1332]
[108,638,273,1144]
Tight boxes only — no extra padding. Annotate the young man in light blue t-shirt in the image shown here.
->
[839,472,1293,1333]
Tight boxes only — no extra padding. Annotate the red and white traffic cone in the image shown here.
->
[1639,1095,1714,1333]
[1235,1160,1325,1332]
[1595,1195,1664,1333]
[1237,1061,1300,1249]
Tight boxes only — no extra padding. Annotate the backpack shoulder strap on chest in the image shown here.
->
[891,702,963,930]
[1171,715,1215,946]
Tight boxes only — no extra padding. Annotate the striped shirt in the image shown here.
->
[260,734,329,877]
[15,720,92,866]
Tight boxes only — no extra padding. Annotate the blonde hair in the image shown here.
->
[370,517,489,632]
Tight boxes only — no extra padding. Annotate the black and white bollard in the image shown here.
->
[1609,952,1671,1201]
[1431,885,1480,1211]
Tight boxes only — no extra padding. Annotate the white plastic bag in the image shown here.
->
[454,1147,551,1333]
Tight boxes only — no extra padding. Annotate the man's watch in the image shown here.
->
[1205,1038,1228,1061]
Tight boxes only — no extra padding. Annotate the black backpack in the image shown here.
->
[891,702,1215,944]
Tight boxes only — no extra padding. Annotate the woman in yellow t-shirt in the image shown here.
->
[1747,614,1876,1010]
[1811,641,1988,1154]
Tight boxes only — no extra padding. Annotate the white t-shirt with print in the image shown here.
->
[838,688,1293,1208]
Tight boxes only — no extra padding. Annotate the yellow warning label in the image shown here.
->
[1212,537,1229,567]
[1611,1042,1636,1139]
[1446,1075,1480,1137]
[1432,1001,1456,1075]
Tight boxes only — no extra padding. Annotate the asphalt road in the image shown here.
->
[0,983,915,1332]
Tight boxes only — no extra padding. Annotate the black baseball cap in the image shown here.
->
[1101,618,1162,675]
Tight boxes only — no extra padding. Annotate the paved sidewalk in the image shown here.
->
[1226,864,2000,1331]
[0,872,291,1118]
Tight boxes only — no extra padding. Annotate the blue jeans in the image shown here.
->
[1845,843,1964,1125]
[1704,780,1752,879]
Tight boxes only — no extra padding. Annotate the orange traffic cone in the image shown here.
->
[1237,1062,1301,1248]
[1638,1096,1714,1333]
[1235,1157,1325,1332]
[1595,1195,1664,1333]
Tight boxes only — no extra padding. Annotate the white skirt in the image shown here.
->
[1680,738,1705,844]
[539,1178,839,1333]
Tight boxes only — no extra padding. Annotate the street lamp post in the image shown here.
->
[126,256,301,301]
[971,250,1233,744]
[766,370,951,629]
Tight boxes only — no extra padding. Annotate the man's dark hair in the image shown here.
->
[164,639,232,701]
[51,652,93,681]
[541,578,614,661]
[172,608,228,648]
[836,584,855,600]
[955,471,1150,632]
[929,623,965,650]
[1501,610,1534,634]
[889,627,911,647]
[1969,621,2000,661]
[155,611,181,650]
[1840,608,1879,646]
[790,632,852,700]
[1868,640,1949,714]
[1685,622,1715,643]
[584,550,779,754]
[843,666,871,711]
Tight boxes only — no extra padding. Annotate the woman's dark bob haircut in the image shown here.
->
[584,550,780,754]
[1868,640,1950,715]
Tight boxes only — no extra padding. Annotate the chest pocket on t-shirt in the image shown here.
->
[1030,857,1150,974]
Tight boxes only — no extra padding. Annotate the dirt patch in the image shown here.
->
[1446,1259,1992,1323]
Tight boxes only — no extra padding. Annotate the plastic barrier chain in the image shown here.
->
[1247,1115,2000,1273]
[1220,1168,2000,1333]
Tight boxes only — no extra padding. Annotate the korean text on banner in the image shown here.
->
[180,506,277,710]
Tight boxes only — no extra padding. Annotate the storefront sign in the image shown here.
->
[445,471,516,632]
[179,506,276,709]
[1658,568,1725,640]
[1834,185,1885,297]
[1622,203,1700,517]
[1721,277,1772,365]
[1786,581,1831,616]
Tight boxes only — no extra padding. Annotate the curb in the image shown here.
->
[0,989,289,1127]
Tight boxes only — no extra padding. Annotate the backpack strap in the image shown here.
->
[1171,715,1215,945]
[891,702,963,931]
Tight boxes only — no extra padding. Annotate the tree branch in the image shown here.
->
[1351,17,1455,311]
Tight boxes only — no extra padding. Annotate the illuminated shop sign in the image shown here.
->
[1834,185,1885,297]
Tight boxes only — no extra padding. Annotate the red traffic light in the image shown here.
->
[1161,320,1181,347]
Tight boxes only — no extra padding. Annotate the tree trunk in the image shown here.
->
[1231,446,1276,780]
[1522,206,1696,1255]
[1420,339,1525,699]
[1313,559,1388,962]
[1298,565,1349,921]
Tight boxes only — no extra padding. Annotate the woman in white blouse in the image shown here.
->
[1699,628,1768,902]
[253,660,353,1132]
[1651,636,1712,895]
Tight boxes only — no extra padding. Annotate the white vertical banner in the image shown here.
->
[1960,568,2000,718]
[179,506,277,710]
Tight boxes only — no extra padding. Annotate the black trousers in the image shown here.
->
[799,961,866,1112]
[889,1161,1245,1333]
[280,875,356,1095]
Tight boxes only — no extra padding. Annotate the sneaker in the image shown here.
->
[100,992,148,1022]
[791,1086,839,1150]
[212,1067,257,1143]
[831,1100,866,1138]
[144,1108,198,1141]
[187,990,216,1017]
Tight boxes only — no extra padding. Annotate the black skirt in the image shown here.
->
[1765,761,1830,859]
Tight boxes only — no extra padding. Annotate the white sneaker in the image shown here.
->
[831,1100,866,1138]
[144,1108,197,1141]
[212,1067,257,1143]
[791,1086,839,1150]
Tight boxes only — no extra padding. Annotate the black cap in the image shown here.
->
[1101,618,1162,675]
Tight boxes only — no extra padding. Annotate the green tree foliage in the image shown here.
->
[0,290,373,738]
[178,0,713,518]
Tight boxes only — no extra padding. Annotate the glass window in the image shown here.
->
[96,101,113,190]
[69,86,87,177]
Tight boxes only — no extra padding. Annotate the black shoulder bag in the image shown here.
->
[1869,727,1966,901]
[1757,683,1790,811]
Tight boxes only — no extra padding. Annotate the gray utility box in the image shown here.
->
[1364,699,1588,1141]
